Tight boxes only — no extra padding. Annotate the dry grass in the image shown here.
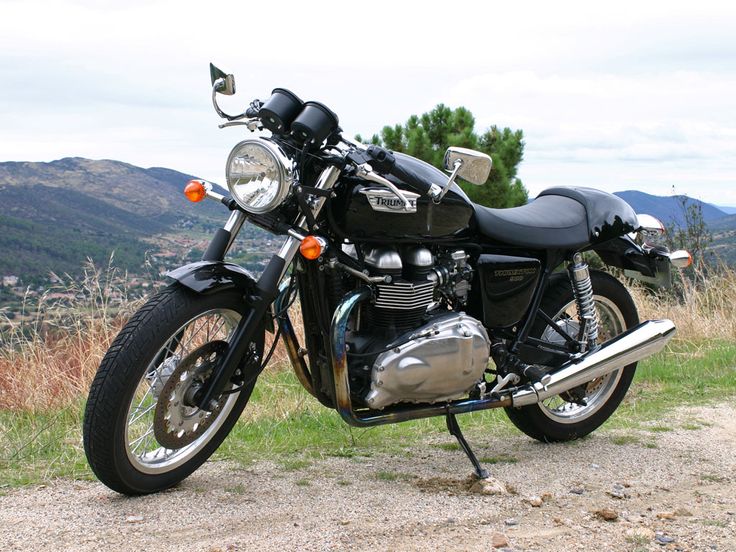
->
[1,261,733,413]
[0,261,140,411]
[0,260,298,412]
[630,265,736,341]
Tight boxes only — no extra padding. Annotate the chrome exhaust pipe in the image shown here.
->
[511,319,676,407]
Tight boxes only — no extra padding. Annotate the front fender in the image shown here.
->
[166,261,257,295]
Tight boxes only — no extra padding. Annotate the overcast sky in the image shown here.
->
[1,0,735,205]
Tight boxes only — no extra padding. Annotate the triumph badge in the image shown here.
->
[360,187,419,213]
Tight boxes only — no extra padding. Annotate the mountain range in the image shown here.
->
[612,190,731,228]
[0,158,224,282]
[1,157,735,285]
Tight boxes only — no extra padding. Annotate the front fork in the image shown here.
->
[194,166,341,410]
[202,209,247,262]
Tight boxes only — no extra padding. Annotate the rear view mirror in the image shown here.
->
[443,147,492,185]
[210,63,235,96]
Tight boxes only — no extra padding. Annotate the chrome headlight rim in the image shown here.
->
[225,138,294,214]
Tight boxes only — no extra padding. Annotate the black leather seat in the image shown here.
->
[473,194,591,249]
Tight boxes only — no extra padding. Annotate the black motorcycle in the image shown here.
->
[83,64,689,495]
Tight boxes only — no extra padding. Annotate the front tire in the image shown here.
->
[504,270,639,442]
[83,284,264,495]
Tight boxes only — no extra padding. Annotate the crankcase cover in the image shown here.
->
[365,313,490,409]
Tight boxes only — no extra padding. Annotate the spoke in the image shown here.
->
[140,433,154,455]
[130,426,154,453]
[179,318,209,353]
[209,316,227,341]
[134,381,155,406]
[125,309,241,470]
[128,402,157,426]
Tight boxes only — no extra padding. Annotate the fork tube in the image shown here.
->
[202,210,246,262]
[196,165,341,409]
[273,165,341,282]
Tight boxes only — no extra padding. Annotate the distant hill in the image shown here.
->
[613,190,736,265]
[614,190,729,228]
[709,214,736,232]
[709,214,736,265]
[0,158,226,282]
[716,205,736,215]
[3,161,736,284]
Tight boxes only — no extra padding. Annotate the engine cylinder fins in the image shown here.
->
[363,304,428,333]
[375,280,435,310]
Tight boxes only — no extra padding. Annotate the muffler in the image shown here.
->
[511,319,676,407]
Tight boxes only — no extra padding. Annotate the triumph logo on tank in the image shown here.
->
[360,187,419,213]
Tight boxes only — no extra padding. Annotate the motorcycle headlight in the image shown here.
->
[225,139,293,214]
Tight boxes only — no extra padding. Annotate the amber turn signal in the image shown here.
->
[300,235,325,260]
[184,180,207,202]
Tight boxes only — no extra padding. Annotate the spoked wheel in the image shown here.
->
[84,284,264,495]
[505,270,639,442]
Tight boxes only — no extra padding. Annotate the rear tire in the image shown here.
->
[83,284,264,495]
[504,270,639,442]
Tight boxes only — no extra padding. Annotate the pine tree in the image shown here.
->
[357,104,528,208]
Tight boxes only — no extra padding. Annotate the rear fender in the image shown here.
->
[593,235,672,287]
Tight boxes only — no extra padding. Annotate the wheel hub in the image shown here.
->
[153,340,228,449]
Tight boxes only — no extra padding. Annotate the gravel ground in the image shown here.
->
[1,403,735,552]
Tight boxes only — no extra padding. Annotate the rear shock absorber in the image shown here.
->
[568,253,599,349]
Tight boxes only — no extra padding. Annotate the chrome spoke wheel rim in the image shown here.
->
[539,296,627,424]
[124,308,242,474]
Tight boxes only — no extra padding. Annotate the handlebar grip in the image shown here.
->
[365,146,431,193]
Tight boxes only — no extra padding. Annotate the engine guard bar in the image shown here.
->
[274,281,317,398]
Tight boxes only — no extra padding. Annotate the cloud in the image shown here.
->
[0,0,735,203]
[444,69,736,202]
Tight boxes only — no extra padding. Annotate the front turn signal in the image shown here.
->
[300,235,325,260]
[184,180,207,202]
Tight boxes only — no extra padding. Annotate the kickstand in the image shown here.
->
[445,412,489,479]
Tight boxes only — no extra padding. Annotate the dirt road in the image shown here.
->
[2,404,734,551]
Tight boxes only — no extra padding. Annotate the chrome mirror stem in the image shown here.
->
[431,159,463,203]
[211,80,249,122]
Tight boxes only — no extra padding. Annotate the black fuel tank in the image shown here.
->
[330,153,474,241]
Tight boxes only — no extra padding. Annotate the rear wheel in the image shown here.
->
[504,270,639,442]
[83,284,264,495]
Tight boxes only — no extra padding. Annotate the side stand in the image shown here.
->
[445,412,489,479]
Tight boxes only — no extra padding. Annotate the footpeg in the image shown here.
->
[521,364,552,387]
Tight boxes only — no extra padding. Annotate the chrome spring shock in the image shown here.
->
[568,253,599,348]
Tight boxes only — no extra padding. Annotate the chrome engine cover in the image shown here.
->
[364,313,490,409]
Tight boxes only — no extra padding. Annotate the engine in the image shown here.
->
[347,246,491,409]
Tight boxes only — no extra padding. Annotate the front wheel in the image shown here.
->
[83,284,264,495]
[504,270,639,442]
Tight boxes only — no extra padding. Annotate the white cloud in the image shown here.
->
[446,69,736,202]
[0,0,735,204]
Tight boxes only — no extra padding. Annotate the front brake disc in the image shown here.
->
[153,340,228,449]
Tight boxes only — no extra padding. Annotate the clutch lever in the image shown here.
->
[218,119,261,130]
[353,163,414,211]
